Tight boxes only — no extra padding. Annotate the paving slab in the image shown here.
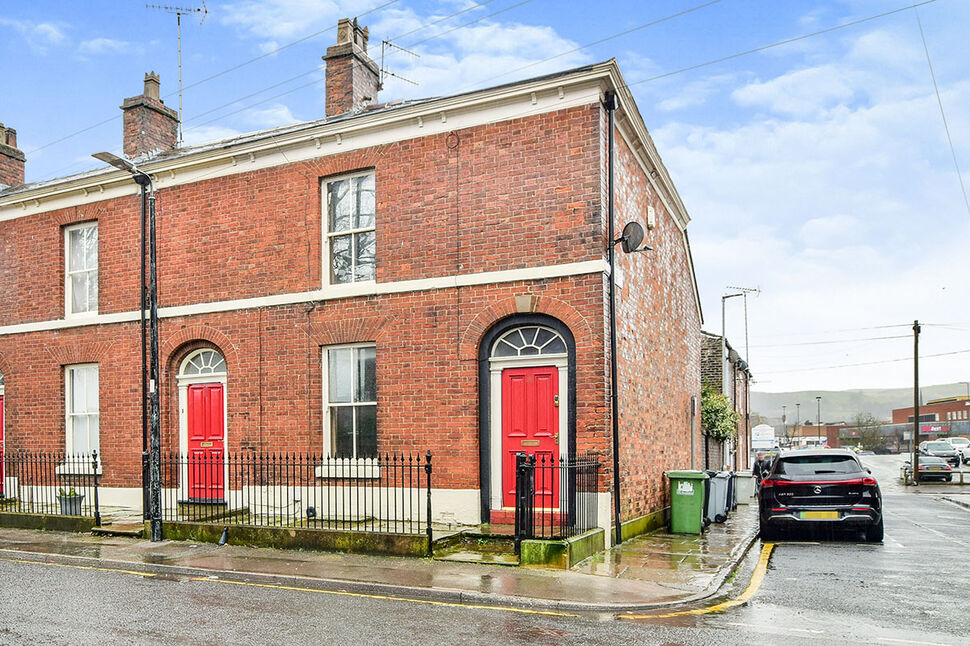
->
[0,502,759,612]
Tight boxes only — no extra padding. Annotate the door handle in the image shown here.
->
[554,395,559,407]
[554,432,559,445]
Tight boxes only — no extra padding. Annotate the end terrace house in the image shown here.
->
[0,19,702,542]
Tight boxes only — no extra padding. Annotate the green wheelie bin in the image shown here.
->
[666,470,709,534]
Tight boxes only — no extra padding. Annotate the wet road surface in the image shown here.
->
[0,455,967,645]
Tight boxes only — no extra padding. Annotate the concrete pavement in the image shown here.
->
[0,503,758,613]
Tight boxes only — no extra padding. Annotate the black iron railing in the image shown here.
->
[159,451,433,540]
[514,452,600,552]
[0,451,102,525]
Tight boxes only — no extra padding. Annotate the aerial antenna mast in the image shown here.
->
[146,2,208,146]
[380,40,420,87]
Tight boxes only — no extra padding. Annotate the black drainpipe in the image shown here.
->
[605,90,622,546]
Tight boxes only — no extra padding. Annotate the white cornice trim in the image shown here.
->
[0,67,615,222]
[0,259,608,336]
[603,65,691,231]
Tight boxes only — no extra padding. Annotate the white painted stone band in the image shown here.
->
[0,259,609,336]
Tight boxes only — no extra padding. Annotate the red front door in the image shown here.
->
[501,366,559,508]
[187,383,224,501]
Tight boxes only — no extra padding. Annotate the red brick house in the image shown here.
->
[700,332,751,471]
[0,20,702,542]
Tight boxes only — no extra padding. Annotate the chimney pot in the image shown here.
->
[144,71,161,101]
[121,72,179,159]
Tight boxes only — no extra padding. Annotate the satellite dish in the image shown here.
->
[620,221,645,253]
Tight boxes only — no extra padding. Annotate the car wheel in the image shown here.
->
[759,522,779,542]
[865,518,884,543]
[945,475,952,482]
[758,523,777,541]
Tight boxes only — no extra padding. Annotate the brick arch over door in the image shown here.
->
[0,351,11,380]
[476,313,577,518]
[162,325,238,370]
[459,295,592,362]
[162,327,235,452]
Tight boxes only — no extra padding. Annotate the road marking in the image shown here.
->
[884,510,970,548]
[618,542,775,620]
[190,576,582,617]
[875,637,956,646]
[0,556,157,578]
[0,555,582,617]
[884,532,905,548]
[724,621,824,635]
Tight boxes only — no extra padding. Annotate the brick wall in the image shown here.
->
[0,105,602,327]
[0,97,700,522]
[0,274,607,489]
[121,96,177,159]
[611,128,702,521]
[700,334,722,392]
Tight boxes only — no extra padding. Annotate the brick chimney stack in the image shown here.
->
[323,18,381,118]
[121,72,179,159]
[0,123,25,189]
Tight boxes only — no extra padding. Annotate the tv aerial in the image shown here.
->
[146,2,208,145]
[380,40,419,87]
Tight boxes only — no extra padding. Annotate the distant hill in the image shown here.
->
[751,383,970,425]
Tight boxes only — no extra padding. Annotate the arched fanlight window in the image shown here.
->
[0,369,4,386]
[179,349,226,377]
[491,326,567,358]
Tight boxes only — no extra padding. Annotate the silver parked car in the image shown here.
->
[942,437,970,465]
[919,440,962,467]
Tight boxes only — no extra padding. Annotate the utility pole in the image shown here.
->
[795,403,801,447]
[725,285,760,367]
[782,405,787,447]
[912,320,921,485]
[721,292,743,469]
[816,396,822,442]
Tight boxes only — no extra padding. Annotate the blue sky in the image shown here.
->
[2,0,969,395]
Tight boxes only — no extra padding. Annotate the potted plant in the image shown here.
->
[57,487,85,515]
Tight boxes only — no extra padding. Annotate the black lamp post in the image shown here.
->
[92,152,162,542]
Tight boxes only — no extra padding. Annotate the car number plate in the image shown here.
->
[927,466,942,470]
[800,511,838,520]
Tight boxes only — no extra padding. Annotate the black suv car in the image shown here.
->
[758,449,882,542]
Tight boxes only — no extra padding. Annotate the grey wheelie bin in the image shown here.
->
[705,470,731,523]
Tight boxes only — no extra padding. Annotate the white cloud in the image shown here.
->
[651,23,970,392]
[373,17,588,100]
[0,17,67,52]
[182,125,243,146]
[731,65,856,117]
[257,40,281,55]
[239,103,300,128]
[77,37,129,56]
[218,0,354,41]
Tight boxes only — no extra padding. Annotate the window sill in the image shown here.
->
[314,460,380,480]
[64,312,99,321]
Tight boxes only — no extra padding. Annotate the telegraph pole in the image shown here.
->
[912,320,921,485]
